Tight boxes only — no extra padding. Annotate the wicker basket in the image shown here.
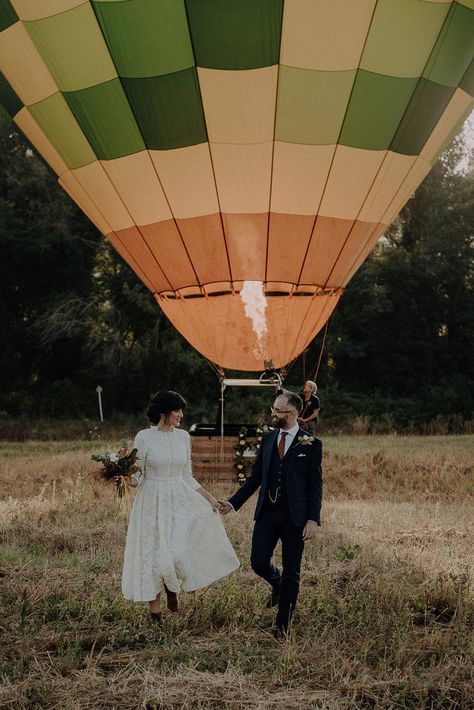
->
[191,435,236,483]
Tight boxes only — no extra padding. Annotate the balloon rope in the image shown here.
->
[308,319,330,384]
[220,380,225,462]
[203,357,222,379]
[282,356,298,380]
[200,357,225,459]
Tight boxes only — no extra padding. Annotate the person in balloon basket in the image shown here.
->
[299,380,320,435]
[120,390,239,622]
[219,390,322,640]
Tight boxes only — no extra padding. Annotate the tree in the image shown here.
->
[0,117,100,414]
[327,138,474,422]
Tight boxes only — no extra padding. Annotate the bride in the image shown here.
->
[121,390,239,620]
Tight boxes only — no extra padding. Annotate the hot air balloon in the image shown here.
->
[0,0,473,372]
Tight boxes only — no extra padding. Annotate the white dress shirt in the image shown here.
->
[277,422,300,455]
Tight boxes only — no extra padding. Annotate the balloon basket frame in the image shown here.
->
[217,370,282,461]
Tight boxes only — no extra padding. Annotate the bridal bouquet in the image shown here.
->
[91,444,140,497]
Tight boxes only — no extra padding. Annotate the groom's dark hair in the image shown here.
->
[281,389,303,414]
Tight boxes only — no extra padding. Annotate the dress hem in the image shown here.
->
[122,562,240,602]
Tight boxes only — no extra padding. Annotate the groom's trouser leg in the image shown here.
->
[276,517,304,632]
[250,509,282,589]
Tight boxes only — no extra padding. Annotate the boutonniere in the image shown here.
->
[297,435,315,446]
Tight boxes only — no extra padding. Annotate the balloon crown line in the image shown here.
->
[157,285,343,301]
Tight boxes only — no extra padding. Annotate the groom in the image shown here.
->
[220,389,323,638]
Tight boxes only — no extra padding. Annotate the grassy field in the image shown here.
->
[1,435,473,709]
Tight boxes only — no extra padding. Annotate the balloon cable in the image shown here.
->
[220,378,225,462]
[203,357,222,380]
[308,319,330,384]
[200,357,226,460]
[283,356,298,381]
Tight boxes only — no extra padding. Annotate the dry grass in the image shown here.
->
[1,436,473,709]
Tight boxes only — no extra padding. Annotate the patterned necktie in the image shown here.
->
[278,431,288,460]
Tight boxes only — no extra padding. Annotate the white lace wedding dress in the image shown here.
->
[121,427,239,601]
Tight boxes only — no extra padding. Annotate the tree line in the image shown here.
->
[0,116,472,433]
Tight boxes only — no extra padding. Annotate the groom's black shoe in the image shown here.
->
[266,585,280,608]
[272,625,289,642]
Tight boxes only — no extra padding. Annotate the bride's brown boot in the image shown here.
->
[164,585,179,612]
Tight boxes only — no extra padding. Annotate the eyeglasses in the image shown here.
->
[270,407,297,415]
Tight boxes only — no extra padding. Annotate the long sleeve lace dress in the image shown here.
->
[122,427,239,601]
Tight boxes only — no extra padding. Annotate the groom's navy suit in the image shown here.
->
[229,427,323,632]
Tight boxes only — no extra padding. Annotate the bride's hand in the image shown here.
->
[209,497,220,512]
[217,500,232,515]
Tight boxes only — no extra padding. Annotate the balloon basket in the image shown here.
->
[190,425,261,483]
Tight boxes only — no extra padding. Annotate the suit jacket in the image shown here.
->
[228,428,323,528]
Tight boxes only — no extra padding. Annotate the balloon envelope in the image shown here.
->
[1,0,473,370]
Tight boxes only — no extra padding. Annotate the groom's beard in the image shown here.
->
[272,415,289,429]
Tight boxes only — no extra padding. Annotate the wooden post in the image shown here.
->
[96,385,104,422]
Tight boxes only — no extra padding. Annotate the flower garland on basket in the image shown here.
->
[91,443,140,498]
[233,427,266,485]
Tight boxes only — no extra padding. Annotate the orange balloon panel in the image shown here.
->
[157,288,343,372]
[1,1,472,370]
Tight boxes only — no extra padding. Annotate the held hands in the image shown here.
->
[302,520,318,541]
[209,498,232,514]
[217,500,233,515]
[198,487,229,513]
[208,496,221,513]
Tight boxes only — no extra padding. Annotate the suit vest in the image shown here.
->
[266,441,287,505]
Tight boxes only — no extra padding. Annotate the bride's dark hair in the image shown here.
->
[146,390,186,425]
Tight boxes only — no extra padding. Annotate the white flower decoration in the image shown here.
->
[297,435,315,446]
